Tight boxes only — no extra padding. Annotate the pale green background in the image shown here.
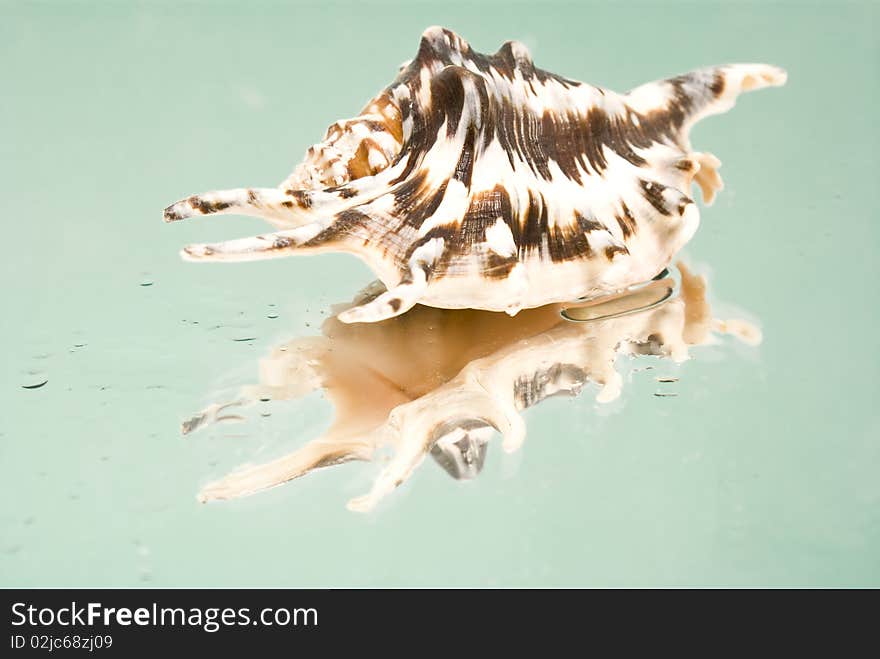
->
[1,1,877,587]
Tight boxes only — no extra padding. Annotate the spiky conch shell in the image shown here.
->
[164,26,785,323]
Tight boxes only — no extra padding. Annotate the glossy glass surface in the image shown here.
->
[2,1,877,586]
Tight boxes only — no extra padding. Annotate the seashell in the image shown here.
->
[185,263,761,512]
[164,26,785,323]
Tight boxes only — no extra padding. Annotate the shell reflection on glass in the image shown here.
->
[184,263,761,512]
[164,27,785,324]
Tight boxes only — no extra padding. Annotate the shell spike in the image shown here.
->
[199,435,375,503]
[695,63,788,122]
[180,222,329,262]
[163,187,314,227]
[335,282,423,324]
[721,63,788,94]
[690,152,724,205]
[624,63,787,137]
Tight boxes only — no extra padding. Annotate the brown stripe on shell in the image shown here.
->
[383,32,733,198]
[638,179,693,217]
[482,252,518,279]
[546,219,595,262]
[302,208,373,247]
[393,173,451,230]
[674,156,698,173]
[615,201,638,238]
[639,179,672,216]
[286,33,733,286]
[462,185,518,278]
[416,185,609,279]
[517,189,549,256]
[285,189,312,209]
[622,202,638,232]
[605,244,629,260]
[632,70,728,150]
[453,122,477,187]
[710,72,726,97]
[516,191,603,263]
[188,196,231,214]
